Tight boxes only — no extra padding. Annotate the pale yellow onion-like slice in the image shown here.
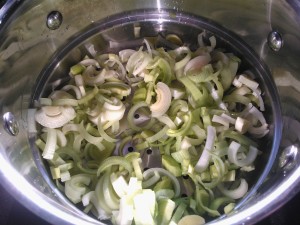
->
[178,215,205,225]
[150,82,172,118]
[102,99,126,122]
[119,49,136,63]
[183,54,211,75]
[79,58,100,68]
[35,106,76,128]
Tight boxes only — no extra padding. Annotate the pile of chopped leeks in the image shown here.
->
[33,33,269,225]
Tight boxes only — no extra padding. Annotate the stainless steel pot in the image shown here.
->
[0,1,299,224]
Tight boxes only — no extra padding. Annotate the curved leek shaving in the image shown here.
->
[34,32,270,224]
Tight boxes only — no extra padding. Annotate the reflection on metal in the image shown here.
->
[267,30,283,51]
[3,112,19,136]
[46,11,63,30]
[279,145,299,170]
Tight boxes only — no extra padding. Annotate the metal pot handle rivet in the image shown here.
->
[46,11,63,30]
[267,30,283,51]
[279,145,299,170]
[3,112,19,136]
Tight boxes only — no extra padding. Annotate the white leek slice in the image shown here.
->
[102,172,120,210]
[79,58,100,68]
[42,128,57,160]
[133,189,156,225]
[62,84,82,99]
[212,115,230,128]
[237,74,259,90]
[235,117,250,134]
[157,198,176,225]
[35,106,76,129]
[65,174,91,204]
[173,47,192,71]
[228,141,258,167]
[74,74,86,96]
[82,191,95,206]
[111,173,129,198]
[195,126,216,173]
[150,82,172,117]
[143,168,181,197]
[218,179,248,199]
[113,197,134,225]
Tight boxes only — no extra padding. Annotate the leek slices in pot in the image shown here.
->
[34,33,269,225]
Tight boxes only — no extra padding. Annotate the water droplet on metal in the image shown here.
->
[279,145,298,170]
[3,112,19,136]
[46,11,63,30]
[268,30,283,51]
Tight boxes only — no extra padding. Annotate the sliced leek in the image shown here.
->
[35,34,269,225]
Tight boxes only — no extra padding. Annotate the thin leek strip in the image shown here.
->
[42,128,57,160]
[221,130,257,147]
[155,189,175,200]
[94,174,112,214]
[102,172,120,210]
[145,82,154,105]
[217,179,248,199]
[127,102,155,131]
[143,168,181,197]
[97,117,118,142]
[62,84,82,99]
[100,82,131,97]
[228,142,258,167]
[105,58,126,79]
[142,171,160,188]
[171,148,191,163]
[82,191,95,207]
[147,57,173,85]
[110,173,129,198]
[65,174,92,204]
[72,134,83,152]
[167,112,193,137]
[173,47,192,71]
[209,197,234,211]
[56,146,81,163]
[78,121,104,147]
[223,94,251,106]
[169,99,189,117]
[132,158,143,180]
[39,98,52,106]
[55,129,67,147]
[97,156,133,176]
[77,162,98,175]
[146,126,169,143]
[157,198,176,225]
[195,126,216,173]
[179,76,203,101]
[195,189,220,217]
[170,203,188,225]
[113,197,134,225]
[52,98,79,107]
[78,86,98,105]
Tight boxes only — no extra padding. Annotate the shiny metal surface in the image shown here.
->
[0,1,300,225]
